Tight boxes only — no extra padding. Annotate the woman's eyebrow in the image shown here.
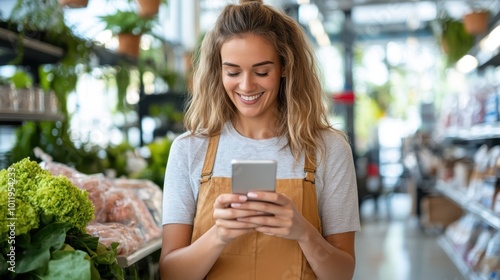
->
[222,61,274,67]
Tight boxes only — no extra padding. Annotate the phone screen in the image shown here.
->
[231,160,277,194]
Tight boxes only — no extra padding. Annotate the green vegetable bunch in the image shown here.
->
[0,158,124,279]
[0,158,95,237]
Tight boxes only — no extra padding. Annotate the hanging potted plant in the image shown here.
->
[59,0,89,8]
[437,16,475,66]
[463,9,490,35]
[99,10,155,58]
[136,0,169,18]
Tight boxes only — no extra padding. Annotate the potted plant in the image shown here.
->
[9,69,34,112]
[99,10,156,58]
[437,16,475,66]
[136,0,168,18]
[59,0,89,8]
[463,9,490,35]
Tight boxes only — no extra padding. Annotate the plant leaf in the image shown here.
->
[30,250,91,280]
[16,223,71,274]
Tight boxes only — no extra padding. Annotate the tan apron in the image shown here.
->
[191,135,322,280]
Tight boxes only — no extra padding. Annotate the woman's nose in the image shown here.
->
[239,73,255,92]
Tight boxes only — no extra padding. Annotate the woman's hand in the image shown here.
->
[231,192,310,241]
[212,193,266,244]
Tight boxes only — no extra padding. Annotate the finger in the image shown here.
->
[214,208,268,220]
[215,218,261,229]
[246,191,288,206]
[236,215,291,228]
[214,194,248,208]
[231,200,286,217]
[254,226,290,237]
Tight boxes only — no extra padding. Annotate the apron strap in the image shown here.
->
[304,153,316,184]
[200,134,220,184]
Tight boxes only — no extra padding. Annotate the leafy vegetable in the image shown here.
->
[38,249,91,280]
[0,158,125,279]
[16,222,72,274]
[0,189,39,241]
[0,158,95,233]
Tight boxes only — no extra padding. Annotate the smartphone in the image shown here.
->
[231,159,277,194]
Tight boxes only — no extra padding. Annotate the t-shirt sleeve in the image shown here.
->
[319,132,361,235]
[162,136,197,225]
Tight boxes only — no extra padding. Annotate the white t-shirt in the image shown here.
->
[162,123,361,235]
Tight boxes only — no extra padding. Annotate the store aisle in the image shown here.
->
[353,193,464,280]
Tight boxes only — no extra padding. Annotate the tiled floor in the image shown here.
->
[353,193,464,280]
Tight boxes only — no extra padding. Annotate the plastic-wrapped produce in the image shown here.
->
[104,187,162,242]
[86,222,145,255]
[40,158,86,179]
[71,175,113,223]
[113,178,163,227]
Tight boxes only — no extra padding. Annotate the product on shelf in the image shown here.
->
[113,178,163,227]
[72,174,113,222]
[445,214,482,259]
[467,144,490,202]
[493,191,500,214]
[478,231,500,278]
[105,187,162,241]
[479,146,500,209]
[420,194,463,230]
[466,228,493,270]
[86,222,145,256]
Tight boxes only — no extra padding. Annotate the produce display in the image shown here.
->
[0,156,164,280]
[42,160,163,255]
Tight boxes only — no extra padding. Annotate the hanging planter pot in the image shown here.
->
[137,0,161,18]
[463,10,490,35]
[117,33,142,58]
[59,0,89,8]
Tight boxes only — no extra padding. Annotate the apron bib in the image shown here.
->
[191,135,321,279]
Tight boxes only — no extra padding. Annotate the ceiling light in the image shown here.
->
[456,55,478,73]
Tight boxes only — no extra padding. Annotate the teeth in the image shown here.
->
[240,93,263,101]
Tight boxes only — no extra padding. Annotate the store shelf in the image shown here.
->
[0,110,64,122]
[444,123,500,141]
[437,236,485,280]
[116,238,162,268]
[0,27,64,65]
[436,181,500,231]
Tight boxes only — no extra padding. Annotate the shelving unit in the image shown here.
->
[436,182,498,280]
[0,109,64,122]
[437,236,485,280]
[0,27,64,65]
[436,182,500,230]
[116,238,162,268]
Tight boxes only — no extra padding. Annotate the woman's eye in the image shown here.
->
[256,72,268,77]
[227,72,239,77]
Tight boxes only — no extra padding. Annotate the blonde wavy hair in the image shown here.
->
[184,0,345,162]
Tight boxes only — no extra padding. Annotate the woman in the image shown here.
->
[160,0,360,279]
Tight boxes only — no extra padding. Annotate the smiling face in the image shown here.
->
[221,34,283,125]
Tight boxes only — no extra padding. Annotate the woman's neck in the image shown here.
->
[231,118,278,140]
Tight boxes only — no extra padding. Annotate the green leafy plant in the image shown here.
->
[438,16,475,66]
[10,70,33,89]
[99,10,156,35]
[133,137,173,187]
